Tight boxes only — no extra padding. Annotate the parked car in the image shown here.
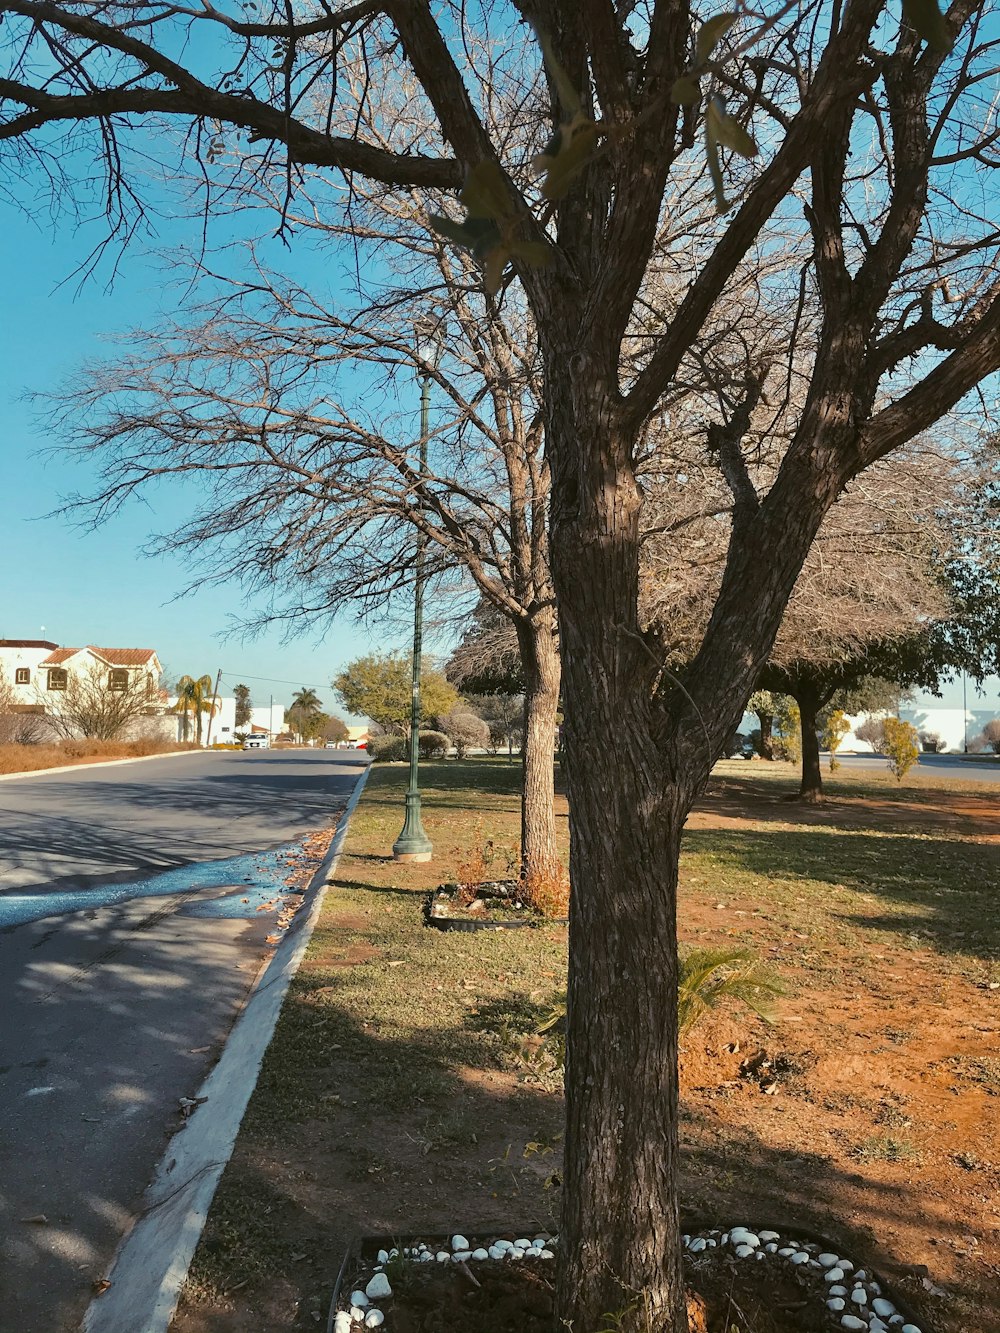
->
[242,735,270,750]
[324,741,339,749]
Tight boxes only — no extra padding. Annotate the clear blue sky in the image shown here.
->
[0,207,405,720]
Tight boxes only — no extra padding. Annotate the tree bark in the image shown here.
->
[796,686,823,802]
[756,709,775,759]
[517,613,561,881]
[546,378,689,1333]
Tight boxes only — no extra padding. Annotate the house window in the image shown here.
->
[14,668,29,685]
[47,668,68,691]
[109,669,129,692]
[146,673,155,697]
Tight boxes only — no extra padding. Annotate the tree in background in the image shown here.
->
[465,693,524,760]
[6,4,1000,1325]
[438,706,490,759]
[286,687,324,743]
[746,691,778,760]
[174,673,214,745]
[333,655,458,738]
[233,683,253,729]
[821,710,851,772]
[321,715,349,746]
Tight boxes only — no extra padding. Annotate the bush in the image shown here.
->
[821,708,851,771]
[367,734,408,762]
[981,719,1000,754]
[438,708,490,758]
[918,730,945,753]
[521,862,571,918]
[418,729,450,759]
[882,717,920,782]
[855,714,887,751]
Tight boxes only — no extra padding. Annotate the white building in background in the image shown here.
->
[166,695,286,744]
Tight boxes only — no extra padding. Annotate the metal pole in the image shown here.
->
[204,669,223,747]
[963,671,968,753]
[394,370,433,862]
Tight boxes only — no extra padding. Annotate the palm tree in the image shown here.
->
[174,674,214,744]
[288,686,322,744]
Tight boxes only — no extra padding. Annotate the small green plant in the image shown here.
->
[853,1133,921,1163]
[821,708,851,772]
[881,716,920,783]
[535,946,784,1073]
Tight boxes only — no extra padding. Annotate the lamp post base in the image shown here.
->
[393,791,432,862]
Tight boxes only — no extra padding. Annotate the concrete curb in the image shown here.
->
[81,760,373,1333]
[0,749,203,784]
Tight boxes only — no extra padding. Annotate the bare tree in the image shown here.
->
[5,4,1000,1327]
[39,663,163,741]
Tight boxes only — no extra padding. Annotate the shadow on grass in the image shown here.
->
[177,972,987,1333]
[684,825,1000,962]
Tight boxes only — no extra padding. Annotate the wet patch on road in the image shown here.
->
[0,843,305,930]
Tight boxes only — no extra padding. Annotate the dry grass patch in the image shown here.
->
[0,738,199,774]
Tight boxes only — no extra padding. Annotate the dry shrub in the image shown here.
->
[0,739,197,774]
[521,861,571,918]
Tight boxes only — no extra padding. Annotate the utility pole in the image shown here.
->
[394,322,441,863]
[204,669,223,747]
[963,671,968,753]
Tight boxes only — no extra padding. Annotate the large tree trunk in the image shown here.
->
[516,613,561,882]
[796,685,823,802]
[547,381,689,1332]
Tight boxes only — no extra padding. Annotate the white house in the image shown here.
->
[0,639,169,737]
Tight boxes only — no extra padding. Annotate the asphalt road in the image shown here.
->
[832,752,1000,783]
[0,749,365,1333]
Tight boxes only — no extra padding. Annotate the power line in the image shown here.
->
[218,671,331,690]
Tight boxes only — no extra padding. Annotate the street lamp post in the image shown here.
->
[393,324,440,863]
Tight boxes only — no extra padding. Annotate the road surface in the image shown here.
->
[0,749,365,1333]
[831,751,1000,784]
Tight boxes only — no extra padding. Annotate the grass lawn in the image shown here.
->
[171,756,1000,1333]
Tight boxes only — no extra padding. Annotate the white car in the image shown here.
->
[242,736,270,750]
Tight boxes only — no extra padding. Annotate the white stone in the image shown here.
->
[514,1239,531,1248]
[418,1243,428,1252]
[853,1269,867,1282]
[452,1251,473,1263]
[873,1299,896,1318]
[525,1246,543,1258]
[493,1239,514,1253]
[759,1230,780,1243]
[839,1260,854,1273]
[689,1238,707,1253]
[790,1251,810,1265]
[334,1315,353,1333]
[349,1292,369,1309]
[351,1307,366,1323]
[471,1248,490,1261]
[376,1250,389,1265]
[730,1231,760,1248]
[540,1250,556,1260]
[765,1243,778,1254]
[827,1299,846,1312]
[507,1248,523,1260]
[488,1245,506,1260]
[900,1326,922,1333]
[364,1273,392,1300]
[533,1236,547,1246]
[869,1321,888,1333]
[818,1253,841,1268]
[825,1268,846,1283]
[418,1252,434,1263]
[436,1251,450,1262]
[777,1247,796,1257]
[735,1245,755,1259]
[829,1285,848,1296]
[705,1238,717,1247]
[365,1312,385,1330]
[840,1319,866,1332]
[850,1289,868,1305]
[451,1235,469,1251]
[720,1232,729,1245]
